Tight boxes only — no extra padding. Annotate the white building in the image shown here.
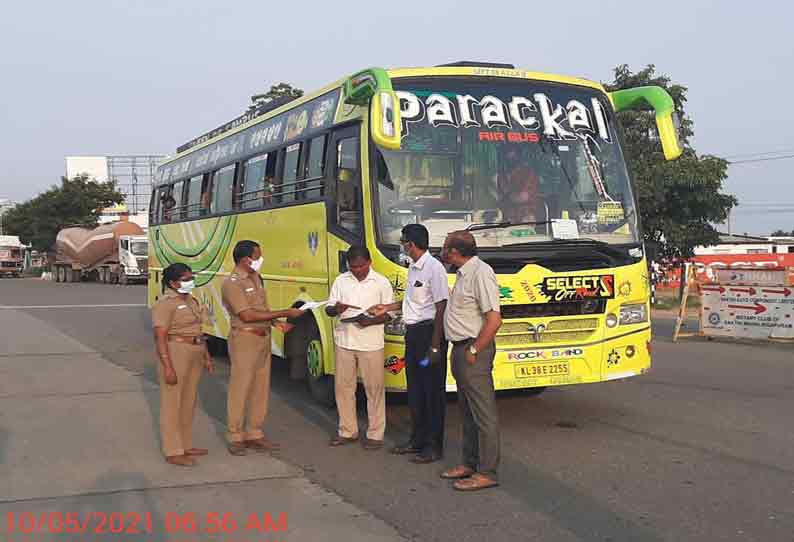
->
[694,233,794,256]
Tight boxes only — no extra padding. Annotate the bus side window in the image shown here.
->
[304,134,327,199]
[149,189,158,225]
[281,143,302,204]
[213,164,236,214]
[335,136,362,237]
[158,186,172,223]
[200,174,214,216]
[185,174,203,218]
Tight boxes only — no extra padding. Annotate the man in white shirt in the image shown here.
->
[369,224,449,463]
[325,246,394,450]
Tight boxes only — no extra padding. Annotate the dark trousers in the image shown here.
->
[451,340,500,478]
[404,321,447,454]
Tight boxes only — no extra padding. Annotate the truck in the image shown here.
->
[54,221,148,284]
[0,235,24,278]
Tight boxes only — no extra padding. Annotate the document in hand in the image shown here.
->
[340,311,378,324]
[298,300,329,311]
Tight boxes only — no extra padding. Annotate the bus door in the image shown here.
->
[326,125,363,276]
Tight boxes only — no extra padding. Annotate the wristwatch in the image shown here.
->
[468,344,478,355]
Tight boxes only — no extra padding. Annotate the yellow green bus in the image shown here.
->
[148,62,682,404]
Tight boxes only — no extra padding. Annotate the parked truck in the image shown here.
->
[0,235,24,278]
[54,222,148,284]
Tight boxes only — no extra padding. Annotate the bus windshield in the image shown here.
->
[373,78,639,248]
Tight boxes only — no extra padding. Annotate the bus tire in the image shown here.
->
[119,271,128,286]
[300,320,335,408]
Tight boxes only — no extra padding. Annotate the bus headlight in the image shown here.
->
[619,303,647,325]
[605,313,618,328]
[385,315,406,336]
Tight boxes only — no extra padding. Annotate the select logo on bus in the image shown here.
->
[538,274,615,302]
[384,356,406,375]
[508,348,583,361]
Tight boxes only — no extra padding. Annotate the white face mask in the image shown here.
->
[177,280,195,294]
[250,257,264,272]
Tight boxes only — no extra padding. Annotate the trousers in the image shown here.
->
[226,329,271,443]
[159,342,204,457]
[404,322,447,453]
[450,340,500,478]
[334,346,385,441]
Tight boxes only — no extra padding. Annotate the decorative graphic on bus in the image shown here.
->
[397,91,612,143]
[384,355,406,375]
[537,274,615,301]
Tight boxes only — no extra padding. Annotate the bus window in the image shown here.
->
[185,174,203,218]
[170,181,185,222]
[148,189,158,224]
[241,153,278,209]
[304,134,327,199]
[213,164,236,214]
[200,175,214,215]
[157,186,172,223]
[335,136,362,237]
[281,143,302,203]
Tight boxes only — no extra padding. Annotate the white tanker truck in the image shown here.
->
[54,222,148,284]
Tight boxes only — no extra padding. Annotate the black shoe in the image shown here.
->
[362,438,384,450]
[390,442,421,455]
[410,450,443,464]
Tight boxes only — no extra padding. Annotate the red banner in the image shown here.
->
[659,254,794,288]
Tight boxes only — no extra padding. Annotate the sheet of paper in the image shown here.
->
[298,300,329,311]
[551,219,580,240]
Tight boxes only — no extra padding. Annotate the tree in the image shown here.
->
[771,229,794,237]
[3,174,124,252]
[248,82,303,113]
[604,65,737,260]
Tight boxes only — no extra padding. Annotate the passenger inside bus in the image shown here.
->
[498,147,541,224]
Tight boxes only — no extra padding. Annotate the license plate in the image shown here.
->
[514,361,570,379]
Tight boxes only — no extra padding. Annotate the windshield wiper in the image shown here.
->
[467,220,551,232]
[509,238,637,264]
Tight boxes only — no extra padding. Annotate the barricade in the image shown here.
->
[696,266,794,342]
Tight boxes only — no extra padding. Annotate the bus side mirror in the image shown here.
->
[609,86,683,161]
[344,68,402,151]
[370,91,401,150]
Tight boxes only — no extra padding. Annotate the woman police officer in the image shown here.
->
[152,263,215,466]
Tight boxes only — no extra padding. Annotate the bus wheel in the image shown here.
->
[303,323,335,408]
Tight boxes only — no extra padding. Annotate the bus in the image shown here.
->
[148,62,682,405]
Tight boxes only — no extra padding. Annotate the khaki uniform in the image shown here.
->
[221,267,272,443]
[151,291,209,457]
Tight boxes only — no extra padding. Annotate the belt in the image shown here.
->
[236,326,270,337]
[168,335,206,345]
[451,338,474,346]
[405,319,434,328]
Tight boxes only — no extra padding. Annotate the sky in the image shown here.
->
[1,0,792,235]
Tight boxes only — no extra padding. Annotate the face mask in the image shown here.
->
[177,280,195,294]
[250,257,264,272]
[399,245,412,266]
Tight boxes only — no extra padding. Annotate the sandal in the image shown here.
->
[329,435,359,446]
[440,465,475,479]
[453,473,499,491]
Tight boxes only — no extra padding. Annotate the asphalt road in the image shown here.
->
[2,278,792,542]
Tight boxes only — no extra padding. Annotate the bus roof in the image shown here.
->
[159,65,606,171]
